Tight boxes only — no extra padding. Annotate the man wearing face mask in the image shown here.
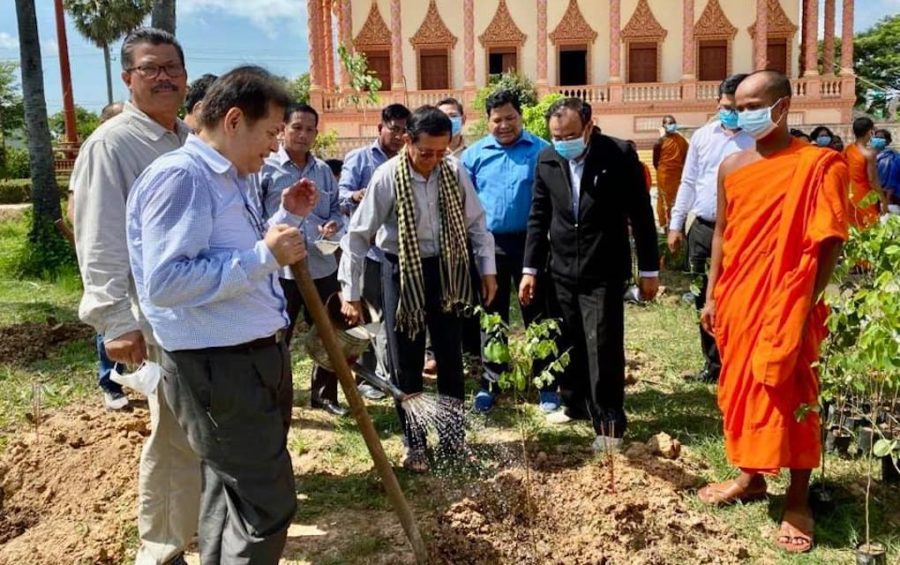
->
[339,106,497,473]
[873,129,900,208]
[698,70,849,555]
[843,117,887,227]
[667,73,754,384]
[809,125,836,150]
[437,97,467,157]
[462,90,554,414]
[520,98,658,449]
[652,115,688,228]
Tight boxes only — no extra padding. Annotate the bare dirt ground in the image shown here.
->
[0,320,93,367]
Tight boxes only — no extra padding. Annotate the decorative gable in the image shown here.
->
[479,0,527,48]
[621,0,668,42]
[748,0,799,37]
[549,0,597,45]
[694,0,737,40]
[354,1,390,50]
[410,0,458,49]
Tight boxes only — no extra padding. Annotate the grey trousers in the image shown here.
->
[360,257,390,380]
[160,340,296,564]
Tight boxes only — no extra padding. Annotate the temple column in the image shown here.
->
[308,0,323,93]
[681,0,694,80]
[804,0,819,76]
[823,0,835,75]
[464,0,475,91]
[753,0,768,70]
[323,0,335,89]
[800,0,809,74]
[609,0,621,82]
[390,0,405,91]
[840,0,853,75]
[338,0,352,91]
[536,0,548,89]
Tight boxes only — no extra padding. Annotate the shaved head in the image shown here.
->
[737,70,793,104]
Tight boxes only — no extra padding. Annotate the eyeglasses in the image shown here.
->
[412,145,444,160]
[127,63,185,79]
[384,124,406,135]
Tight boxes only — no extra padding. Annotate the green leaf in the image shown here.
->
[873,439,898,458]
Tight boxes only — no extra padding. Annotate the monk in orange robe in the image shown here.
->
[699,71,848,554]
[843,116,886,228]
[652,115,689,227]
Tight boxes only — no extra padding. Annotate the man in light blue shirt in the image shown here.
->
[339,104,411,398]
[127,66,317,562]
[462,90,553,413]
[667,74,755,384]
[259,102,347,417]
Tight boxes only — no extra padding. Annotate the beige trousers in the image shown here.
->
[134,347,202,565]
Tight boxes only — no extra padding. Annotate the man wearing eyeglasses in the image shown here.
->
[338,104,411,400]
[71,28,198,565]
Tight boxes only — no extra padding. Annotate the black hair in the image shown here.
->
[852,116,875,138]
[718,73,749,97]
[437,97,464,115]
[874,129,893,145]
[381,103,411,124]
[121,27,185,70]
[545,97,593,128]
[199,65,292,129]
[325,159,344,177]
[810,125,835,139]
[789,128,807,138]
[485,90,522,116]
[405,105,452,142]
[185,74,218,113]
[662,115,676,123]
[284,102,319,126]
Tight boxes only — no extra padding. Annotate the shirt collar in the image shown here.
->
[123,101,189,142]
[185,134,234,176]
[370,139,390,160]
[484,130,533,149]
[276,145,314,171]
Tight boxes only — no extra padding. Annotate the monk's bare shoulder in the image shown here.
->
[860,145,878,162]
[719,149,761,178]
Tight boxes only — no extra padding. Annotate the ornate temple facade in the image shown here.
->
[307,0,856,147]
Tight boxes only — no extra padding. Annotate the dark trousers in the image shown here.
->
[161,341,295,563]
[96,333,124,395]
[280,274,341,403]
[382,255,465,450]
[687,219,721,378]
[481,232,554,393]
[550,277,627,437]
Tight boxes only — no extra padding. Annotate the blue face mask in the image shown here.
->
[665,123,678,134]
[870,137,887,151]
[718,109,739,130]
[737,98,785,140]
[815,135,833,147]
[449,116,463,137]
[553,136,587,161]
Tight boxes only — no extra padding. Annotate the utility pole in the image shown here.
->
[53,0,78,148]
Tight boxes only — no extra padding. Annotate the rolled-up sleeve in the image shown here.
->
[456,162,496,276]
[139,169,281,309]
[338,167,392,300]
[72,140,140,341]
[338,151,363,215]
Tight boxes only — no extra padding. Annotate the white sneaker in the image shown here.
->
[546,411,574,425]
[103,391,129,410]
[592,435,623,453]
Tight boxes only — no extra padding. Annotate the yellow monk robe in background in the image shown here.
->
[843,143,879,227]
[714,139,849,473]
[641,162,653,193]
[653,133,689,227]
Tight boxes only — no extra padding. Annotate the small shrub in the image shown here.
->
[1,210,77,280]
[522,93,565,141]
[0,178,31,204]
[2,147,30,179]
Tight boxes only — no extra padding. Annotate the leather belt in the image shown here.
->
[212,329,285,353]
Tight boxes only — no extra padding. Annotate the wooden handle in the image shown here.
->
[289,259,428,563]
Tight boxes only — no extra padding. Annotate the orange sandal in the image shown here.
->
[776,510,814,554]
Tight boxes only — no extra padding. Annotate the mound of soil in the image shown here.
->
[0,319,94,366]
[435,448,750,564]
[0,403,147,564]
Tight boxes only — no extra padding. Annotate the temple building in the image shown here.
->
[307,0,856,145]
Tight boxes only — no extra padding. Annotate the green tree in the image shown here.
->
[15,0,73,278]
[338,45,381,110]
[64,0,153,105]
[286,73,310,104]
[48,105,100,141]
[854,15,900,115]
[0,61,25,165]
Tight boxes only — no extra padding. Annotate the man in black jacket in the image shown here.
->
[519,97,659,451]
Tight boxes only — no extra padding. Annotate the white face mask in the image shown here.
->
[737,97,786,140]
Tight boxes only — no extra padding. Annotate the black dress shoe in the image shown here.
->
[312,398,349,417]
[687,368,719,384]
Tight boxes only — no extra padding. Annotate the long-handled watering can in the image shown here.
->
[289,260,428,563]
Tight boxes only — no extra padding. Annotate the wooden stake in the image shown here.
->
[289,260,428,563]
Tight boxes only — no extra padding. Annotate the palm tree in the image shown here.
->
[64,0,152,105]
[151,0,176,34]
[14,0,62,228]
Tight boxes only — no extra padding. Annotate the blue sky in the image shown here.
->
[0,0,897,114]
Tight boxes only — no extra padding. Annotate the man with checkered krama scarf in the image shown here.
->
[338,106,498,473]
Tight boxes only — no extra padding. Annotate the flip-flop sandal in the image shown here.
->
[698,479,768,506]
[776,511,814,554]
